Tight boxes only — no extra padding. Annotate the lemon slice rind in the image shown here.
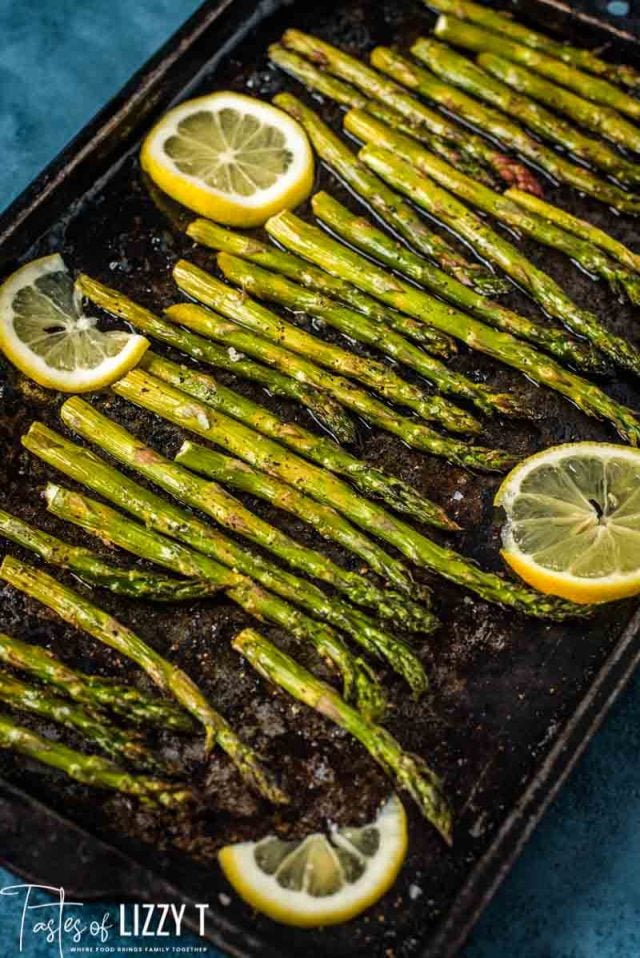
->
[218,794,407,927]
[496,441,640,604]
[140,91,314,227]
[0,254,148,392]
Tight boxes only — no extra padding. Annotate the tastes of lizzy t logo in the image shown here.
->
[0,885,112,956]
[0,884,210,956]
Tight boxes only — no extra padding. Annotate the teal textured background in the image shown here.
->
[1,1,640,955]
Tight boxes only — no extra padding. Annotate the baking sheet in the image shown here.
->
[1,1,640,955]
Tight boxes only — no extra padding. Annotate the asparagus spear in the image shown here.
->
[379,43,640,214]
[117,368,586,620]
[280,29,539,193]
[0,632,194,733]
[61,395,418,608]
[0,507,219,603]
[410,37,640,189]
[176,448,437,668]
[168,299,516,473]
[360,146,640,378]
[0,667,153,767]
[143,354,452,534]
[56,392,422,608]
[175,438,435,602]
[144,364,440,596]
[141,358,448,613]
[291,384,355,444]
[423,0,640,89]
[434,15,640,121]
[55,420,430,693]
[43,480,386,721]
[58,399,434,688]
[234,628,451,839]
[274,91,506,298]
[56,302,348,446]
[78,273,445,527]
[74,278,353,444]
[479,53,640,155]
[0,708,189,807]
[352,105,640,305]
[313,189,604,374]
[411,41,640,189]
[506,189,640,276]
[175,257,477,434]
[267,211,640,445]
[21,420,396,709]
[173,263,518,465]
[188,216,453,352]
[0,555,286,802]
[217,251,521,421]
[142,366,439,616]
[270,40,373,108]
[268,43,496,185]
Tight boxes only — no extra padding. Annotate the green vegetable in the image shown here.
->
[23,422,388,720]
[60,397,431,692]
[430,42,640,184]
[0,555,285,802]
[360,145,640,377]
[280,28,539,191]
[267,210,640,444]
[273,90,506,295]
[433,15,640,121]
[187,216,456,351]
[313,188,603,373]
[69,281,354,445]
[234,628,452,839]
[423,0,640,89]
[506,189,640,276]
[168,298,515,473]
[77,275,459,527]
[479,53,640,154]
[268,42,498,184]
[117,367,586,620]
[0,707,190,807]
[0,666,154,767]
[177,256,477,433]
[0,507,218,603]
[217,250,520,421]
[173,436,433,632]
[378,41,640,213]
[352,99,640,303]
[0,632,194,733]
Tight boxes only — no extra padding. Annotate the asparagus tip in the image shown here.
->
[444,516,462,533]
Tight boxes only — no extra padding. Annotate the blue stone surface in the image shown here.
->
[1,2,640,955]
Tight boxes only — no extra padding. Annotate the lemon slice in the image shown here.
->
[0,254,148,392]
[218,793,407,927]
[496,441,640,603]
[140,92,314,227]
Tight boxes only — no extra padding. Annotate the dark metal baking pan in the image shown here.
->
[1,1,640,956]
